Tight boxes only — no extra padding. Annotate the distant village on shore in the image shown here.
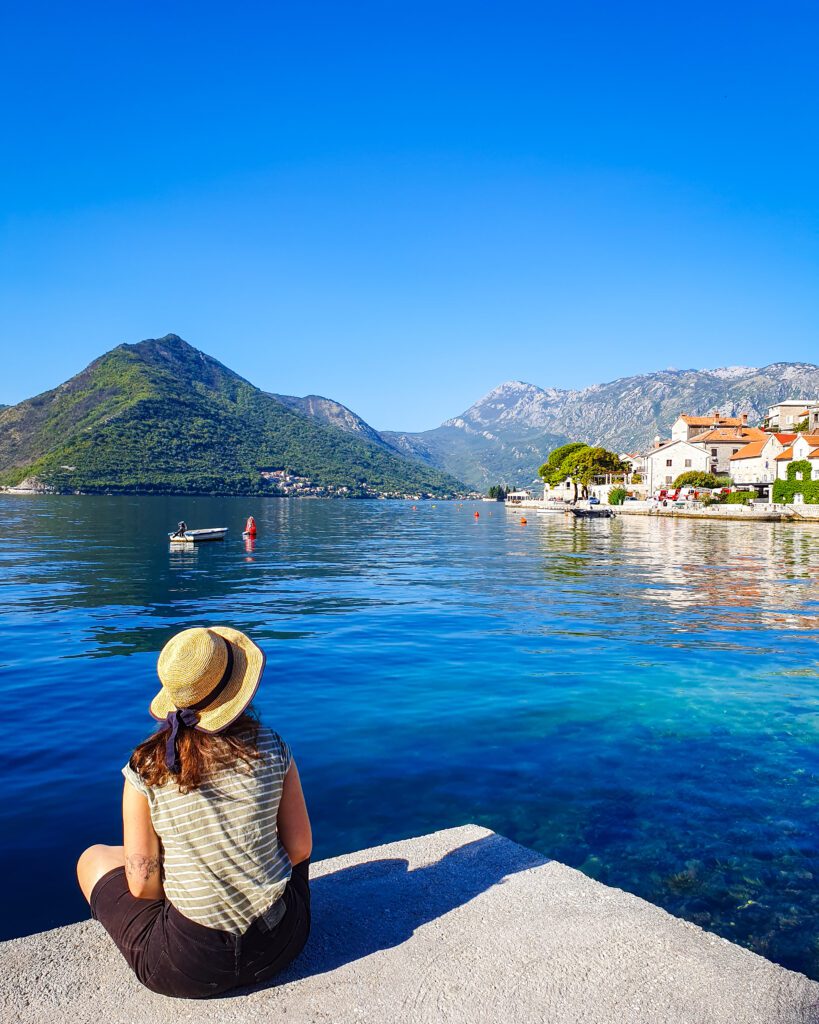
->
[509,397,819,512]
[621,398,819,499]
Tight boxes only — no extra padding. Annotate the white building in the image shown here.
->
[620,452,647,479]
[506,489,534,504]
[765,400,819,432]
[774,433,819,481]
[643,440,710,494]
[670,413,748,443]
[687,425,768,476]
[729,433,795,492]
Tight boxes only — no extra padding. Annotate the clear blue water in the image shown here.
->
[2,496,819,977]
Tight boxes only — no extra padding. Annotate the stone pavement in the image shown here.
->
[2,824,818,1024]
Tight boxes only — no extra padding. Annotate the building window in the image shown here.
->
[711,448,717,457]
[666,459,673,467]
[732,448,739,454]
[665,476,673,485]
[684,459,692,468]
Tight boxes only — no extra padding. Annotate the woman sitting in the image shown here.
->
[76,626,312,998]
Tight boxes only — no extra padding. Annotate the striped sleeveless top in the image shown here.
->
[122,725,293,934]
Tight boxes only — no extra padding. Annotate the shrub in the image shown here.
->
[722,491,752,505]
[608,486,627,505]
[673,471,730,489]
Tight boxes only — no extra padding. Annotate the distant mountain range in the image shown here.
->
[380,364,819,488]
[2,337,816,495]
[0,336,464,496]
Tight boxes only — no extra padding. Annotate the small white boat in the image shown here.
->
[168,528,228,543]
[536,505,568,515]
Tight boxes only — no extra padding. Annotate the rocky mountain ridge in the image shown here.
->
[381,362,819,488]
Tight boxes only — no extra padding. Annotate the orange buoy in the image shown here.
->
[243,515,257,537]
[474,511,480,518]
[520,517,527,525]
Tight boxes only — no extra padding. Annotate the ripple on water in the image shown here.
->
[1,496,819,977]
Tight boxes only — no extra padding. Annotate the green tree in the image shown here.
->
[538,443,589,500]
[672,471,730,489]
[539,442,588,477]
[540,443,624,502]
[564,446,626,499]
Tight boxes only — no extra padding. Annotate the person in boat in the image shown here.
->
[172,520,188,538]
[76,626,312,998]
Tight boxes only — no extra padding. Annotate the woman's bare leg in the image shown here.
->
[77,844,125,904]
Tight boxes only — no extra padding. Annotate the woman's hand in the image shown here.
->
[122,781,164,899]
[277,760,312,865]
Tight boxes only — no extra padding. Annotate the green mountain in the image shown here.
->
[0,335,465,496]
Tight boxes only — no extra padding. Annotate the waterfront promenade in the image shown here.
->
[2,825,817,1024]
[508,499,819,523]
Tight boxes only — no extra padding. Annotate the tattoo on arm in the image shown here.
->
[125,854,160,882]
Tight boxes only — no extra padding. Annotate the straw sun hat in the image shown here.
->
[150,626,265,734]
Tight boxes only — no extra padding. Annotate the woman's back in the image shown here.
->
[123,725,293,933]
[78,625,311,998]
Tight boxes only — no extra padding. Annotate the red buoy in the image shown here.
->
[474,511,480,518]
[244,515,257,537]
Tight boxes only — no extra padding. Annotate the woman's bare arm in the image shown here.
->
[122,781,164,899]
[277,759,312,865]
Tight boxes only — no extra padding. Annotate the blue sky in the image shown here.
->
[1,2,818,430]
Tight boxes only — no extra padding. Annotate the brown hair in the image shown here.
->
[129,710,263,793]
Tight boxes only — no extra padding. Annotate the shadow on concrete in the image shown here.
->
[273,831,547,984]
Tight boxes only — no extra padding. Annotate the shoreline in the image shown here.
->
[0,489,473,501]
[507,499,819,524]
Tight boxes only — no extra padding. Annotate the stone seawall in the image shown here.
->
[2,825,818,1024]
[508,500,819,523]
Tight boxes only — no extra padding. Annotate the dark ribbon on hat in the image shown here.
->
[163,638,234,773]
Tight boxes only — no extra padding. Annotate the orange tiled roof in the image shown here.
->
[689,426,767,443]
[680,415,744,426]
[773,433,798,443]
[810,447,819,459]
[775,447,794,461]
[730,440,766,460]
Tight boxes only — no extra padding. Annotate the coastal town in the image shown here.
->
[626,398,819,500]
[508,397,819,517]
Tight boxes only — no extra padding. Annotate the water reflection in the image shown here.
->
[1,496,819,977]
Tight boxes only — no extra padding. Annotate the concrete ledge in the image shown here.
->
[2,825,818,1023]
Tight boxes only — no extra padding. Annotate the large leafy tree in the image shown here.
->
[538,443,589,502]
[539,443,625,501]
[538,443,588,482]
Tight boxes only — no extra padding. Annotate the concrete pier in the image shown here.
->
[2,825,818,1024]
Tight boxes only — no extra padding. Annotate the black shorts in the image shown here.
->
[90,860,310,999]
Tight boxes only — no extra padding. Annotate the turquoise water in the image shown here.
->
[1,496,819,976]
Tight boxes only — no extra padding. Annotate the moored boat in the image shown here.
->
[570,507,616,519]
[168,527,229,543]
